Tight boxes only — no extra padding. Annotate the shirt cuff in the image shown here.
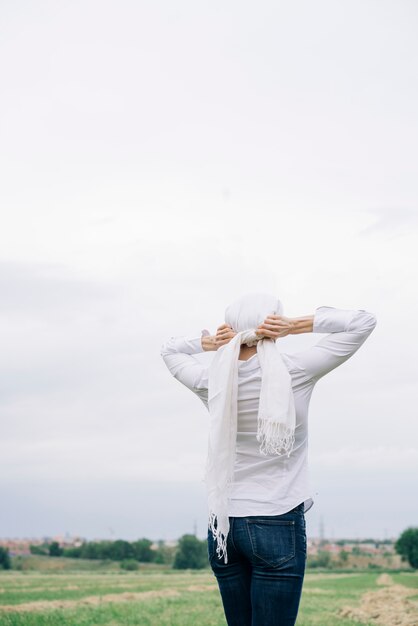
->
[312,306,359,333]
[167,335,205,355]
[185,335,205,354]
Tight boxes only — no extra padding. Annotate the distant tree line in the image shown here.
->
[30,538,159,562]
[3,527,418,572]
[27,534,209,569]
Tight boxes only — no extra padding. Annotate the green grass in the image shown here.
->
[0,564,417,626]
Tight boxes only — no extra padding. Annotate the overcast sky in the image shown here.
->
[1,0,417,542]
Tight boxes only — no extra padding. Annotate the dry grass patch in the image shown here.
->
[339,574,418,626]
[0,581,219,614]
[0,588,182,613]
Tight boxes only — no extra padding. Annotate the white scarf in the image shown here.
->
[204,292,296,563]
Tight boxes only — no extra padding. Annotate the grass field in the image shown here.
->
[0,560,417,626]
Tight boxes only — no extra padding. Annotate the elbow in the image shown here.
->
[360,310,377,332]
[347,310,377,333]
[160,339,171,357]
[366,312,377,330]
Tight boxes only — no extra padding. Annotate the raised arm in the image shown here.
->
[160,323,237,396]
[160,335,208,392]
[284,306,377,384]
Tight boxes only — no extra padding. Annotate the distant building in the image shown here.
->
[0,535,86,556]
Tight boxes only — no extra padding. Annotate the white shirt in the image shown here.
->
[160,306,377,517]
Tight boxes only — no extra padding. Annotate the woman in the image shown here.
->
[160,292,377,626]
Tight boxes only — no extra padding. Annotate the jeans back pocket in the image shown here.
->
[246,518,295,568]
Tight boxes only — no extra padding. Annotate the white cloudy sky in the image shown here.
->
[1,0,417,542]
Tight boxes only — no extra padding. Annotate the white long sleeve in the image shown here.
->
[283,306,377,384]
[160,306,377,391]
[160,306,377,517]
[160,334,209,402]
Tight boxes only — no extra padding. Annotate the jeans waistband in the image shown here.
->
[240,502,305,520]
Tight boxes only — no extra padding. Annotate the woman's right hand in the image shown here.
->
[255,315,294,340]
[201,324,237,351]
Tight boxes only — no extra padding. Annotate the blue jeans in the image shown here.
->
[207,503,307,626]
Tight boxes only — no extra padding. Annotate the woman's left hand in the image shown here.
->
[214,323,237,348]
[201,324,237,351]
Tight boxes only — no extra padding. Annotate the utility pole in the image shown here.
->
[319,516,325,545]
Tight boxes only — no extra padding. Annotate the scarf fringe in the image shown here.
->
[208,512,229,564]
[256,418,295,457]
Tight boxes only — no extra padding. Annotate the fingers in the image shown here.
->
[262,315,283,326]
[255,328,276,339]
[213,317,286,344]
[257,314,293,340]
[259,322,280,330]
[215,324,236,347]
[216,324,234,338]
[216,323,233,332]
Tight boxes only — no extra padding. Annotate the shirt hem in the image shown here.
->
[227,495,314,517]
